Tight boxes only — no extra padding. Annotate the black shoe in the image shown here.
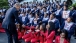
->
[18,41,21,43]
[73,35,76,37]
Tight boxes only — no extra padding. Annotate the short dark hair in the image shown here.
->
[68,16,73,22]
[43,7,46,9]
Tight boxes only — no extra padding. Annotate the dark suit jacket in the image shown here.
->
[2,7,22,29]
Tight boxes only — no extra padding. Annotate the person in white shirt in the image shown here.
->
[61,5,70,24]
[60,17,75,40]
[28,13,34,26]
[32,13,39,26]
[42,12,49,21]
[48,13,60,35]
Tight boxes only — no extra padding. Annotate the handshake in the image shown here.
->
[15,23,25,29]
[22,24,25,28]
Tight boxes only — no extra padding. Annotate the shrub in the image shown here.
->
[69,3,76,9]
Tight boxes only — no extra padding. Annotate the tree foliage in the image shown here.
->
[0,0,9,9]
[69,3,76,9]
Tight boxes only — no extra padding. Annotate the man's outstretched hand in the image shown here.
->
[22,24,25,28]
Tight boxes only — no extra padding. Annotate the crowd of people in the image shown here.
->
[8,0,18,7]
[0,1,76,43]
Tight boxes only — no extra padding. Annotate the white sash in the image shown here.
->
[48,18,57,23]
[64,21,73,31]
[19,14,23,17]
[28,15,31,19]
[42,17,48,21]
[55,9,61,15]
[22,16,26,22]
[29,17,34,23]
[62,11,70,19]
[34,18,39,24]
[0,10,2,12]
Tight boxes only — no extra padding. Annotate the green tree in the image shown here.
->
[0,0,9,9]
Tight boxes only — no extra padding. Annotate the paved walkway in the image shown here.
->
[0,33,76,43]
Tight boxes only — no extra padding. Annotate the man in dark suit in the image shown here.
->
[2,3,23,43]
